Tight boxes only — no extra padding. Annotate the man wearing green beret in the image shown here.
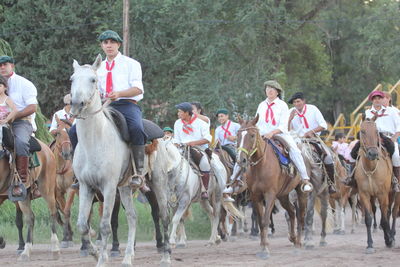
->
[163,126,174,139]
[69,30,147,190]
[0,55,38,197]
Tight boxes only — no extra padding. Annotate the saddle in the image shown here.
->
[267,136,290,166]
[2,127,42,154]
[106,107,164,143]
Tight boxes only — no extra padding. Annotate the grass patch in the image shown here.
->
[0,195,211,245]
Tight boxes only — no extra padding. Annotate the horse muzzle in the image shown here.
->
[366,148,379,161]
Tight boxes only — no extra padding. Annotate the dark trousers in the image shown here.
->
[68,99,146,150]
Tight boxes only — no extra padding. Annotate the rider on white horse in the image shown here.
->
[256,80,313,192]
[69,30,147,190]
[173,102,212,200]
[288,92,336,194]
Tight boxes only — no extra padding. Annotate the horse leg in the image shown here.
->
[58,190,70,248]
[279,194,298,247]
[371,197,378,232]
[200,198,221,246]
[391,193,400,240]
[242,206,249,233]
[377,193,393,248]
[17,199,34,261]
[15,204,25,254]
[295,188,308,248]
[77,184,96,258]
[97,187,118,267]
[110,194,121,257]
[256,194,275,259]
[351,194,358,233]
[96,202,104,244]
[118,186,136,267]
[64,188,76,247]
[250,205,259,238]
[304,191,316,249]
[269,212,275,237]
[169,197,190,248]
[359,193,374,253]
[144,190,163,252]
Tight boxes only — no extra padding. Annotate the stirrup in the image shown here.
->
[130,174,145,189]
[8,183,27,202]
[301,181,313,193]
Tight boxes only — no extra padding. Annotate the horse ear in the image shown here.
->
[251,113,259,125]
[72,59,80,70]
[92,54,102,71]
[362,113,366,121]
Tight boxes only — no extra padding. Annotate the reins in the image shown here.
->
[237,126,265,167]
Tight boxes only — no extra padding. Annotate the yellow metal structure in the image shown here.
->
[325,80,400,143]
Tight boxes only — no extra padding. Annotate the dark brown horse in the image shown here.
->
[0,137,59,261]
[355,118,393,253]
[236,115,307,259]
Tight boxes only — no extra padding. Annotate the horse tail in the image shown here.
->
[314,197,334,232]
[222,201,244,221]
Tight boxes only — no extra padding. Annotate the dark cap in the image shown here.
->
[288,92,305,104]
[0,56,14,64]
[98,30,123,43]
[215,108,229,117]
[175,102,193,112]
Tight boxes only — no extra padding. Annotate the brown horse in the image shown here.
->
[0,137,59,261]
[355,118,393,253]
[236,115,307,259]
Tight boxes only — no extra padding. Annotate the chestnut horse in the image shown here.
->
[0,138,59,261]
[355,118,393,253]
[236,115,307,259]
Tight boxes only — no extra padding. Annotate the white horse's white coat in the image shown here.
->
[70,55,136,267]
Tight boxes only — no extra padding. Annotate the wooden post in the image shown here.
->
[122,0,130,56]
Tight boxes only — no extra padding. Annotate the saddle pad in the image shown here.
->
[268,139,290,166]
[143,119,164,141]
[29,137,41,153]
[29,151,40,168]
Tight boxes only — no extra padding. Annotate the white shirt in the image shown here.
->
[255,97,289,135]
[365,106,400,134]
[173,115,212,150]
[7,72,38,126]
[97,52,144,102]
[49,108,75,132]
[215,120,241,146]
[289,104,327,137]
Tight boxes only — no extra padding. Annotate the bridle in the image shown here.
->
[237,126,265,167]
[359,120,382,155]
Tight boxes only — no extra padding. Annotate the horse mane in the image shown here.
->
[145,139,159,155]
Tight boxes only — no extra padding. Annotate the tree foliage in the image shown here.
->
[1,0,400,127]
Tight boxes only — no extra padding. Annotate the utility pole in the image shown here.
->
[122,0,130,56]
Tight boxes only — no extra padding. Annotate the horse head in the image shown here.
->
[359,118,380,160]
[54,115,73,161]
[70,54,102,118]
[236,114,261,170]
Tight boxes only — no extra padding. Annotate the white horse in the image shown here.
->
[70,55,137,267]
[148,139,226,247]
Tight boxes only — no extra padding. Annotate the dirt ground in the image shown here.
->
[1,206,399,267]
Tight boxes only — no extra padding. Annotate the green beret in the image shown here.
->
[163,127,173,133]
[264,80,283,92]
[98,30,123,43]
[0,56,14,64]
[215,108,229,117]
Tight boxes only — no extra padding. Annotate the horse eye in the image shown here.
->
[91,78,96,83]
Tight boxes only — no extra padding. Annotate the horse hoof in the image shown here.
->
[16,249,23,255]
[365,247,375,254]
[373,228,378,234]
[215,236,222,245]
[351,229,355,234]
[229,236,237,242]
[60,241,69,248]
[339,230,345,235]
[160,261,171,267]
[176,243,187,249]
[157,246,164,253]
[121,263,132,267]
[268,233,274,238]
[319,241,328,247]
[256,251,270,260]
[18,253,30,262]
[68,241,74,247]
[110,250,121,257]
[0,240,5,249]
[80,249,89,257]
[52,251,60,260]
[333,229,340,235]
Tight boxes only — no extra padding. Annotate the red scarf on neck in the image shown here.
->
[182,115,197,134]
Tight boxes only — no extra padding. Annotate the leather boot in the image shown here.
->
[392,167,400,192]
[13,156,29,197]
[130,145,149,192]
[70,176,79,190]
[342,163,357,187]
[201,172,210,200]
[324,163,337,194]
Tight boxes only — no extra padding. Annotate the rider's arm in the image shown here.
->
[14,104,37,120]
[4,97,18,123]
[186,138,209,147]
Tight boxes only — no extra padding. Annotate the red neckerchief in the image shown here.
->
[371,108,387,117]
[221,120,232,138]
[105,60,115,97]
[182,115,197,134]
[265,101,276,126]
[296,104,309,129]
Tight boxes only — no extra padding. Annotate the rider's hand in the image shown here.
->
[227,135,236,142]
[288,109,296,121]
[304,130,315,138]
[107,91,120,100]
[263,132,274,140]
[0,119,7,125]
